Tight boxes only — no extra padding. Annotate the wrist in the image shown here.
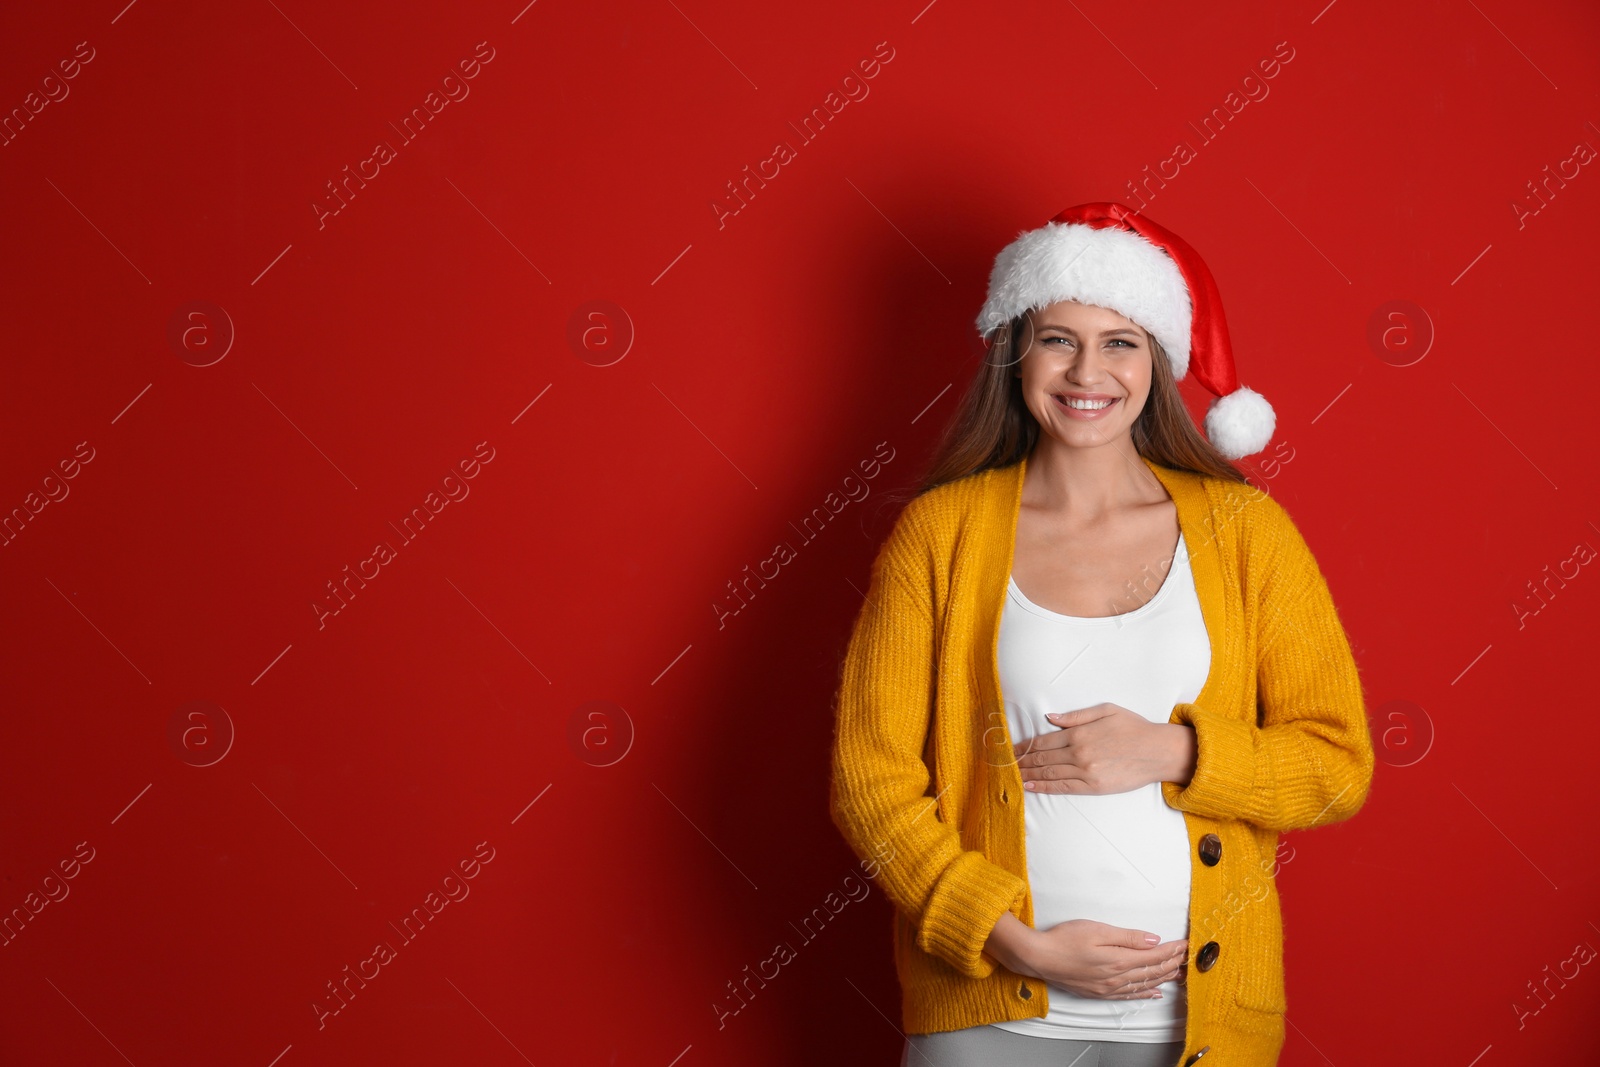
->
[984,911,1039,978]
[1166,723,1198,785]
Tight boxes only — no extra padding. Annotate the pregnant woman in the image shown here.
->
[829,203,1374,1067]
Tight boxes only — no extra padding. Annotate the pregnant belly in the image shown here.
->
[1022,784,1192,940]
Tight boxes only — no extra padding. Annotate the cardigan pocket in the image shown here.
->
[1228,998,1287,1043]
[1229,885,1288,1016]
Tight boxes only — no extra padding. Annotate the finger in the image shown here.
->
[1013,732,1072,759]
[1025,765,1126,795]
[1016,753,1081,780]
[1116,962,1175,996]
[1102,979,1157,1000]
[1110,977,1164,999]
[1047,704,1113,727]
[1115,928,1166,951]
[1021,762,1088,790]
[1107,940,1184,966]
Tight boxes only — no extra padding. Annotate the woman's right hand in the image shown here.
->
[987,913,1186,1000]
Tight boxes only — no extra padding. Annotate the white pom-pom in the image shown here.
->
[1204,385,1275,459]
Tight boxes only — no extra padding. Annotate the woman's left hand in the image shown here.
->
[1012,703,1195,795]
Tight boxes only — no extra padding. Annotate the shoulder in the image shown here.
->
[1208,479,1324,581]
[899,462,1015,536]
[1152,462,1310,573]
[1171,466,1285,540]
[873,463,1014,579]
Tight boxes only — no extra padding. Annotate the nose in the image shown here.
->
[1065,343,1106,386]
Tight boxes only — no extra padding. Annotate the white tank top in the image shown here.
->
[989,529,1210,1043]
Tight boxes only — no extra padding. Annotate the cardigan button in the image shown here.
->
[1195,941,1220,972]
[1018,982,1032,999]
[1182,1047,1211,1065]
[1198,833,1222,866]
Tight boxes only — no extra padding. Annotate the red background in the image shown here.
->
[2,0,1598,1064]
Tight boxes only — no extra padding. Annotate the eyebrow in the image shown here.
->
[1034,324,1143,337]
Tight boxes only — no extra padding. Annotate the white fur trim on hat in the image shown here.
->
[1204,385,1276,460]
[975,222,1194,378]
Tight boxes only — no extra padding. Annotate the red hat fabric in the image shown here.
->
[976,201,1275,459]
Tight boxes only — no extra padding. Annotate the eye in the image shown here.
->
[1042,336,1073,346]
[1109,338,1135,348]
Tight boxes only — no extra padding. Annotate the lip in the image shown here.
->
[1053,393,1121,419]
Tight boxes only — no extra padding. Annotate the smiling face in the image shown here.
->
[1012,299,1155,451]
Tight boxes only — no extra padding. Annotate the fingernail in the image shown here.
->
[1023,781,1036,791]
[1144,934,1160,945]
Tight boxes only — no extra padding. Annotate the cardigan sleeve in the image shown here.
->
[1160,497,1375,831]
[829,503,1029,981]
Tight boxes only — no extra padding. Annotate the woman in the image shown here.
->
[829,203,1374,1067]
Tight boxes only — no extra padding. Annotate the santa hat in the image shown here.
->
[975,201,1275,460]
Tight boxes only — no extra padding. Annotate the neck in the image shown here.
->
[1023,435,1160,520]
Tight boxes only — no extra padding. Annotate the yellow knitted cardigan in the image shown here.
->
[829,452,1374,1067]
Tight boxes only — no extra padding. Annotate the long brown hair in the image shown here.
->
[881,310,1254,514]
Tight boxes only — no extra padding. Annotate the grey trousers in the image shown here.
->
[901,1025,1186,1067]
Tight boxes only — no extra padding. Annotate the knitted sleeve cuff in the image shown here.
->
[914,850,1030,980]
[1160,702,1265,817]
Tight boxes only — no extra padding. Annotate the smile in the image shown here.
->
[1053,395,1120,417]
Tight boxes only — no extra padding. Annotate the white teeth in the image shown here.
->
[1061,396,1114,410]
